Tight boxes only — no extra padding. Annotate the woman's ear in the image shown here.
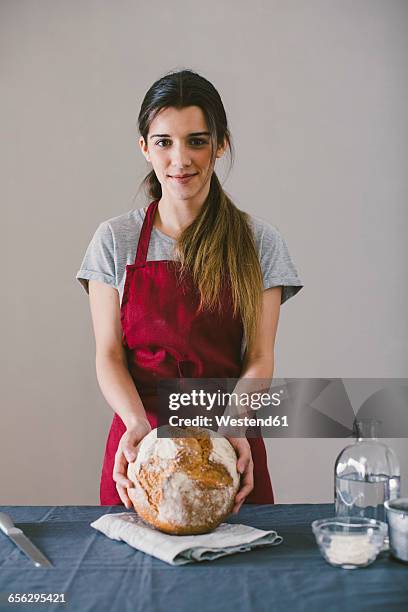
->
[216,136,228,159]
[139,136,151,163]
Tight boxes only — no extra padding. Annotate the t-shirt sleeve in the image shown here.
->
[258,222,304,304]
[76,221,117,295]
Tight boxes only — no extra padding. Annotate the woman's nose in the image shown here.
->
[170,144,192,168]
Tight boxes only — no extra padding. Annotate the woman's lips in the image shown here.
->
[168,174,197,184]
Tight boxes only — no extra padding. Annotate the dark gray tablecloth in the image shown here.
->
[0,504,406,612]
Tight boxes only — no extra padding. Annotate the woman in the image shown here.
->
[77,69,303,513]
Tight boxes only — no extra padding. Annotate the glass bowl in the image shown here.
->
[311,517,388,569]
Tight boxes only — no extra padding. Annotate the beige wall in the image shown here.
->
[1,0,407,504]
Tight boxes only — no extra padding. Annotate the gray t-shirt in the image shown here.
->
[76,206,303,355]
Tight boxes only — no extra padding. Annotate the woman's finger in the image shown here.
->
[226,437,251,474]
[113,453,133,509]
[232,460,254,513]
[113,449,133,489]
[116,482,132,509]
[235,441,251,472]
[236,451,250,475]
[113,472,133,489]
[122,428,148,463]
[123,445,137,463]
[236,461,254,500]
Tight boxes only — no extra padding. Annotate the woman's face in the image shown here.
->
[139,105,226,201]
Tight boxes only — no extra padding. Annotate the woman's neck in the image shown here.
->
[154,192,208,239]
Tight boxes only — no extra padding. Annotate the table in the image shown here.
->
[0,504,407,611]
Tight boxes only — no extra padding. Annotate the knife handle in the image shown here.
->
[0,512,22,535]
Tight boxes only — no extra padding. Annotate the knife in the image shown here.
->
[0,512,53,567]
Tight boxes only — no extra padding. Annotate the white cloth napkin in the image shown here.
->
[91,512,283,566]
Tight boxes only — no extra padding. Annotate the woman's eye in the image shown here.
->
[155,139,170,147]
[190,139,207,146]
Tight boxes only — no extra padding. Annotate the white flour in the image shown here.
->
[326,534,378,565]
[134,428,179,472]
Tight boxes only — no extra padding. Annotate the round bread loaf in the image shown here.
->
[127,425,240,535]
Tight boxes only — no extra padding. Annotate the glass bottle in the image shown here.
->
[334,418,400,523]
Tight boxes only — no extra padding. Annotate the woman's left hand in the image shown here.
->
[225,437,254,514]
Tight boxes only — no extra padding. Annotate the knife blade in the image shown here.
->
[0,512,53,568]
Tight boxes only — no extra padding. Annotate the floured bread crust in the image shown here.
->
[127,425,240,535]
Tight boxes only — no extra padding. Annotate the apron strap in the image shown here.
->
[134,199,159,266]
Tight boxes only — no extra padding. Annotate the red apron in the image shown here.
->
[100,199,274,505]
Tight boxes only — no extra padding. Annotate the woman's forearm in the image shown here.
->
[215,358,275,438]
[235,356,275,401]
[226,358,275,419]
[240,356,274,381]
[95,354,149,429]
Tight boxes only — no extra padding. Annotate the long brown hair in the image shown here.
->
[137,69,264,350]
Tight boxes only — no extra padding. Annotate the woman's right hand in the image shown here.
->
[113,418,152,509]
